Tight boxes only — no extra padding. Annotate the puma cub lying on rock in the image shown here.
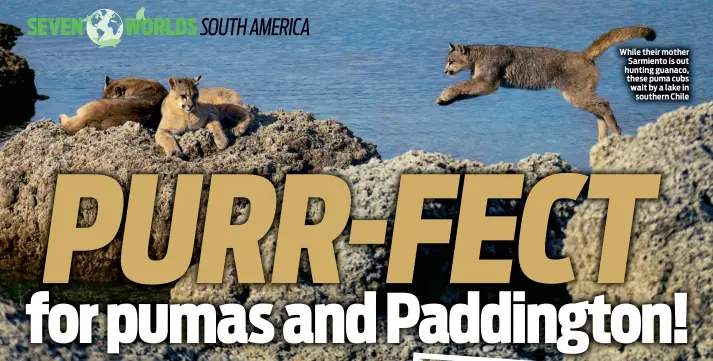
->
[59,77,168,134]
[60,76,252,135]
[105,76,253,135]
[157,75,248,159]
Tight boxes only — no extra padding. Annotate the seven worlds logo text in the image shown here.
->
[26,7,309,47]
[26,7,199,48]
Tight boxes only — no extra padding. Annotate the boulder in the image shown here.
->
[564,101,713,360]
[0,109,378,281]
[0,24,22,50]
[171,150,575,361]
[0,24,45,122]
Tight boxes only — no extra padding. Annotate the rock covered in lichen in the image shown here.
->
[564,101,713,361]
[171,150,573,361]
[0,24,22,50]
[0,24,44,122]
[0,109,378,282]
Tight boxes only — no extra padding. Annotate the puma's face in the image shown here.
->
[168,75,202,113]
[103,76,125,99]
[102,76,168,104]
[444,43,470,76]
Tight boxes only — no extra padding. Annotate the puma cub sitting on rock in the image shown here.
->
[105,76,253,136]
[156,75,232,159]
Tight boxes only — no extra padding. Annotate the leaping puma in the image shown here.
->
[436,25,656,141]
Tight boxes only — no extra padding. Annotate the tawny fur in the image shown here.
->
[103,76,168,104]
[106,78,253,132]
[107,77,252,135]
[60,77,253,135]
[195,86,254,136]
[59,99,161,135]
[583,26,656,60]
[157,75,241,159]
[437,25,656,141]
[59,77,168,134]
[199,86,243,105]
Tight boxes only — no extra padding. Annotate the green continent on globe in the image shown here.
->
[85,9,123,48]
[98,38,121,48]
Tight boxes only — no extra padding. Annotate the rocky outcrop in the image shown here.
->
[0,24,22,50]
[564,102,713,361]
[0,24,45,122]
[5,92,713,360]
[0,147,569,361]
[170,101,713,361]
[171,150,575,361]
[0,110,378,281]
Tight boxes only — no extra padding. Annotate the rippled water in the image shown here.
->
[2,0,711,167]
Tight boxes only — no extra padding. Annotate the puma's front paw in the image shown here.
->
[436,96,457,106]
[214,134,230,150]
[436,88,457,106]
[171,150,188,161]
[232,123,249,137]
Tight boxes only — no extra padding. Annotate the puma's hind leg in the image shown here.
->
[562,89,621,141]
[213,104,255,137]
[58,103,94,135]
[58,114,81,134]
[206,117,230,150]
[232,110,254,137]
[59,99,117,135]
[596,118,608,141]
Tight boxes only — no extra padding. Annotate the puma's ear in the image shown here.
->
[114,85,124,97]
[456,43,467,55]
[193,74,202,85]
[104,76,112,90]
[448,42,455,52]
[168,76,177,90]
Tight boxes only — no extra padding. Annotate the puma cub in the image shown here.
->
[59,77,167,134]
[104,76,253,136]
[156,75,230,159]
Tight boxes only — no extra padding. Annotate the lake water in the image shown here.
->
[2,0,711,168]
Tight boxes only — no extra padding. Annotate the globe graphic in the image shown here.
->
[85,9,123,47]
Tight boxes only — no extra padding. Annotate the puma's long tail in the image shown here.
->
[583,25,656,60]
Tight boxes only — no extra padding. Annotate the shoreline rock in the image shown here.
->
[170,150,574,361]
[2,97,713,360]
[0,23,46,123]
[0,109,378,281]
[0,24,22,50]
[564,101,713,361]
[172,150,576,304]
[0,143,571,361]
